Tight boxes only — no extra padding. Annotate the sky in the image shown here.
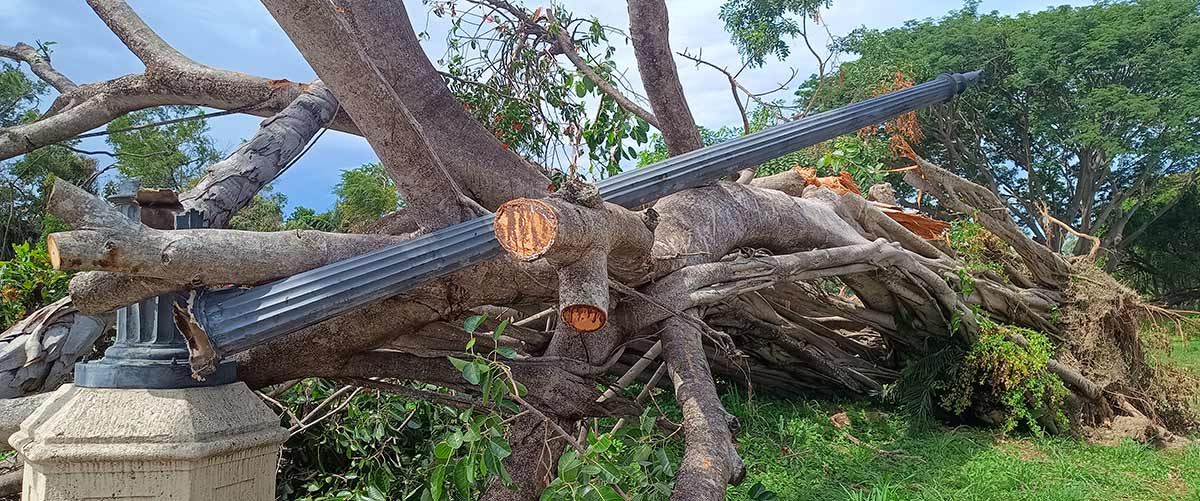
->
[1,0,1089,213]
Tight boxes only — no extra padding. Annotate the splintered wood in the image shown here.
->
[494,198,559,260]
[874,206,950,240]
[797,167,949,240]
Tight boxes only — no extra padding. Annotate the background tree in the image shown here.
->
[103,105,221,192]
[1114,175,1200,308]
[0,60,94,259]
[807,0,1200,266]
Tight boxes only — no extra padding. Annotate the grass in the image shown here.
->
[722,397,1199,501]
[1158,337,1200,374]
[720,337,1200,501]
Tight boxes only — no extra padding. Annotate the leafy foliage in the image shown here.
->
[0,242,71,328]
[946,218,1006,278]
[0,61,45,125]
[718,0,832,67]
[104,105,220,191]
[542,409,678,500]
[0,61,95,259]
[432,2,652,177]
[636,126,740,167]
[277,379,458,501]
[229,189,289,232]
[431,314,523,501]
[1115,175,1200,308]
[941,319,1068,435]
[806,0,1200,253]
[334,163,402,232]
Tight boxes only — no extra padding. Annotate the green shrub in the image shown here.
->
[946,218,1006,278]
[0,241,71,328]
[941,318,1068,434]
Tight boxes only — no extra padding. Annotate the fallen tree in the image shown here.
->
[1,0,1195,499]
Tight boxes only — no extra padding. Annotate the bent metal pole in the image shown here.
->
[178,71,983,376]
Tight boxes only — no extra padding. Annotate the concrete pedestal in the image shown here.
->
[9,383,287,500]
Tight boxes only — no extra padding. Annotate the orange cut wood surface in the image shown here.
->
[561,305,606,332]
[494,198,559,259]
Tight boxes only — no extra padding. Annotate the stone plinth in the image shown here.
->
[9,383,287,500]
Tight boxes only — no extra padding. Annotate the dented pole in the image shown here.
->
[178,71,984,376]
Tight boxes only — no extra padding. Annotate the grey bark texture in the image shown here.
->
[260,0,481,232]
[627,0,704,155]
[331,0,551,210]
[66,81,342,314]
[0,42,77,93]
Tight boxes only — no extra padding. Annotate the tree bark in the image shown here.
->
[46,179,404,288]
[260,0,481,232]
[0,0,359,161]
[0,42,77,93]
[661,317,745,500]
[627,0,704,156]
[906,156,1070,288]
[331,0,550,210]
[67,80,342,313]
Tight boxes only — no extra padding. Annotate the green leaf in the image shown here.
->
[463,314,487,334]
[461,362,481,385]
[447,431,464,450]
[594,484,624,501]
[493,318,509,340]
[591,435,612,453]
[558,448,580,482]
[488,438,512,460]
[463,427,482,443]
[434,440,453,460]
[453,459,473,495]
[448,356,470,372]
[495,346,518,359]
[429,464,446,501]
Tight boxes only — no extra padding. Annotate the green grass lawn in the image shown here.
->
[722,397,1198,501]
[1159,337,1200,374]
[722,338,1200,501]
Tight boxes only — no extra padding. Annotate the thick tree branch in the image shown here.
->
[45,179,403,287]
[331,0,550,209]
[660,316,745,499]
[0,65,353,163]
[181,81,338,228]
[627,0,703,155]
[262,0,482,231]
[87,0,191,68]
[905,156,1070,287]
[66,80,340,313]
[494,183,655,331]
[0,0,357,162]
[0,42,77,92]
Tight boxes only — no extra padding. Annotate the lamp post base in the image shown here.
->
[9,383,286,500]
[73,359,236,389]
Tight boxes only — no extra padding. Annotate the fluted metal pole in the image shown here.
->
[186,71,984,363]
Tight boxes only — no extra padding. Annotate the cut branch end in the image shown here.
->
[495,198,559,260]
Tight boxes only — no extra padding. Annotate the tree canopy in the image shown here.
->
[809,0,1200,262]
